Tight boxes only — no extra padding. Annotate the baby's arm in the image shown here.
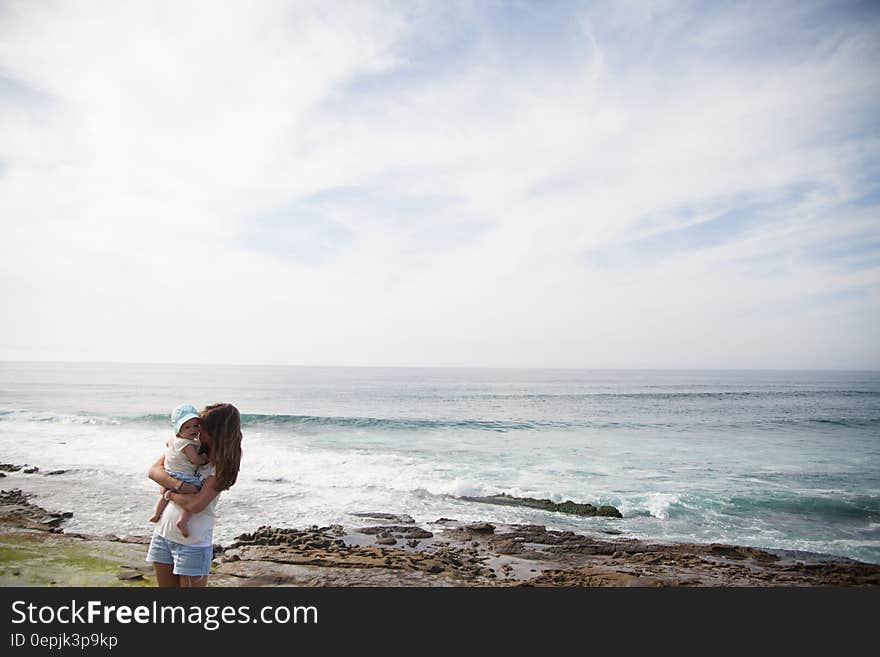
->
[181,443,209,466]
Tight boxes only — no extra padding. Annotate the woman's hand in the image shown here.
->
[165,475,220,514]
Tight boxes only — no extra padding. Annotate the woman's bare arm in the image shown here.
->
[147,455,199,493]
[164,475,220,514]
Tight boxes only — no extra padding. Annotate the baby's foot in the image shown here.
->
[176,519,190,538]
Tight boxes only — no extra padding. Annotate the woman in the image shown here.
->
[146,402,243,587]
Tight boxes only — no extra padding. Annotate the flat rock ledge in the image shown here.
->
[0,489,73,532]
[3,486,879,587]
[222,525,492,583]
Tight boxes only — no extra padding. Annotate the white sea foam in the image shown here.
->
[445,480,492,498]
[644,493,680,520]
[0,410,122,425]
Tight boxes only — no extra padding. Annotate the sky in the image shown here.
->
[1,0,879,369]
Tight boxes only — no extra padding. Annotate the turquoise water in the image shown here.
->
[0,362,878,562]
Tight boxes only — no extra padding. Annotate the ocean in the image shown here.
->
[1,362,878,563]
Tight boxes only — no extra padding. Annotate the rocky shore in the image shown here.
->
[2,467,879,587]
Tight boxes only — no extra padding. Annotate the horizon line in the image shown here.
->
[0,359,878,373]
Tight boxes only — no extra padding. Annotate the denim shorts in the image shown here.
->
[146,533,212,577]
[166,470,203,488]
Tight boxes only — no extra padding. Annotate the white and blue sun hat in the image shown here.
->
[171,404,200,434]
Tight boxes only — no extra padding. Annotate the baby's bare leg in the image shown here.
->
[150,488,168,523]
[176,508,192,538]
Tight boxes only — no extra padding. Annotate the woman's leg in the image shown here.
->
[153,562,180,587]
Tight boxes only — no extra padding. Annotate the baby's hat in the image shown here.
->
[171,404,200,434]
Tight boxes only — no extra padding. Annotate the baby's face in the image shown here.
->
[177,417,201,440]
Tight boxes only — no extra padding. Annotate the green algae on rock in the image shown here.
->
[0,530,155,587]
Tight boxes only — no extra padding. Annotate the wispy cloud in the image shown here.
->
[1,0,878,368]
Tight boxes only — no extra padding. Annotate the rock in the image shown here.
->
[0,473,5,478]
[351,513,415,524]
[465,522,495,533]
[431,518,458,524]
[116,571,143,581]
[459,493,622,518]
[0,464,23,472]
[0,489,73,531]
[598,505,624,518]
[708,544,747,560]
[707,543,779,562]
[120,563,152,573]
[22,467,39,474]
[357,525,433,539]
[46,470,67,476]
[492,539,524,555]
[419,559,446,574]
[376,536,397,545]
[118,535,151,545]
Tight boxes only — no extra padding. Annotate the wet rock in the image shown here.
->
[42,511,73,527]
[45,470,67,476]
[706,544,778,562]
[0,464,23,472]
[22,467,39,474]
[0,488,73,531]
[708,544,746,559]
[376,536,397,546]
[357,525,433,539]
[465,522,495,533]
[459,493,622,518]
[351,513,415,524]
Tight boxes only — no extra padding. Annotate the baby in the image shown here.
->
[149,403,209,537]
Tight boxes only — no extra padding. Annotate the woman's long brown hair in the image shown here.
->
[201,403,242,491]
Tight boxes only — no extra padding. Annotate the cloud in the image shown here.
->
[0,0,878,368]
